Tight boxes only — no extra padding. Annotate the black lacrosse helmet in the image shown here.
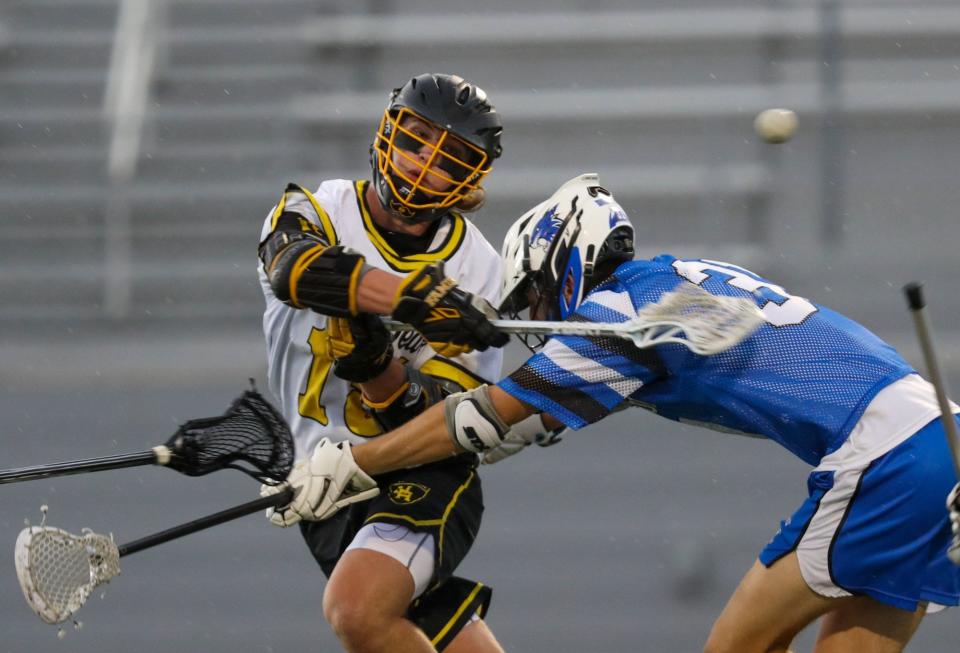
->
[370,73,503,224]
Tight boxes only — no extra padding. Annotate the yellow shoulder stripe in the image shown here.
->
[270,183,338,246]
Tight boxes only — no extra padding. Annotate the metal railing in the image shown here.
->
[102,0,166,318]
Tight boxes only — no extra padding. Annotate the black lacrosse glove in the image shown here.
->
[328,314,394,383]
[391,262,509,357]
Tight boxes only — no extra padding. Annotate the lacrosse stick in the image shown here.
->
[15,488,295,625]
[388,284,766,355]
[904,283,960,479]
[0,387,294,486]
[904,283,960,566]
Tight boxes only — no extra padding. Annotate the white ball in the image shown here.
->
[754,108,798,144]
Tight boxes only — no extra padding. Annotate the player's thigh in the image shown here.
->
[814,597,925,653]
[706,553,847,653]
[324,548,417,620]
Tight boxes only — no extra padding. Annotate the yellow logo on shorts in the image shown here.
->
[388,482,430,505]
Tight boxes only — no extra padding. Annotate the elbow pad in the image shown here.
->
[443,385,509,453]
[261,229,369,317]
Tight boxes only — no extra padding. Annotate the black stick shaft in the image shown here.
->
[904,282,960,480]
[118,488,295,557]
[0,450,158,484]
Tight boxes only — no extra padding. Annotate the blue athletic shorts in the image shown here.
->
[760,417,960,611]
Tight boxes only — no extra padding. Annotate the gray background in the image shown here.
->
[1,0,960,651]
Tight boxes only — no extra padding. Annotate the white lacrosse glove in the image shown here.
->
[947,482,960,565]
[260,438,379,527]
[481,414,565,465]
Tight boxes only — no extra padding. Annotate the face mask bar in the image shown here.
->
[374,108,490,212]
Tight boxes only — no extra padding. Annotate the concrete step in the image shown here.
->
[166,0,316,28]
[0,1,117,32]
[1,28,114,67]
[154,63,313,105]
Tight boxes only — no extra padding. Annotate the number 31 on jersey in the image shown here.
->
[672,259,817,327]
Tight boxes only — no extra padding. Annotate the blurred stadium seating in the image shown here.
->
[0,0,959,348]
[1,4,960,653]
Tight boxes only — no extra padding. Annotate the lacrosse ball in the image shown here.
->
[754,108,797,144]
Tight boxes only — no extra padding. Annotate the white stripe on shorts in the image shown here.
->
[795,465,865,599]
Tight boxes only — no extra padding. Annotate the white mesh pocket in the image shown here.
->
[15,526,120,624]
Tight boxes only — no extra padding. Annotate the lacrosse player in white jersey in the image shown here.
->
[252,73,554,653]
[279,173,960,653]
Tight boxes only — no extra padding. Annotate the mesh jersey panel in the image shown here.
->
[499,255,913,465]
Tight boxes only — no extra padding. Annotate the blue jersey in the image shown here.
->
[498,255,915,465]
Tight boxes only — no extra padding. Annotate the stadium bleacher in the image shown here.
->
[1,0,959,337]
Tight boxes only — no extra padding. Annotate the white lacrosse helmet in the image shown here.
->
[499,172,635,322]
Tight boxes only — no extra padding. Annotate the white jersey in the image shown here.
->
[258,179,503,461]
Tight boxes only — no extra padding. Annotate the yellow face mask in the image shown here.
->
[373,108,492,216]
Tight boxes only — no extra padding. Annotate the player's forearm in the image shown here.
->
[357,359,407,404]
[353,402,457,475]
[352,384,536,475]
[541,412,564,431]
[487,385,536,424]
[356,268,402,314]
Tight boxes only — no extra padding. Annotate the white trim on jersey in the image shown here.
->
[541,338,645,400]
[817,374,958,472]
[581,287,636,319]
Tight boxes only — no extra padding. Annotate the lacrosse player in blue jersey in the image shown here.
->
[276,173,960,653]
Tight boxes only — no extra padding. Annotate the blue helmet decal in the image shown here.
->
[595,197,629,228]
[529,204,564,249]
[558,246,583,320]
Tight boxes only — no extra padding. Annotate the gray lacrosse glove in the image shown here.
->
[482,414,565,465]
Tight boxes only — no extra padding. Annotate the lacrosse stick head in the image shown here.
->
[632,284,766,355]
[162,388,294,485]
[15,526,120,625]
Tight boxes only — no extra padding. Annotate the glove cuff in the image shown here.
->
[333,343,394,383]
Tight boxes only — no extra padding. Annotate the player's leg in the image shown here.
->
[444,618,504,653]
[813,597,925,653]
[324,456,502,653]
[323,522,502,653]
[324,542,435,653]
[704,552,842,653]
[709,415,960,653]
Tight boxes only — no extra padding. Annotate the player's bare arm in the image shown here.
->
[352,385,534,476]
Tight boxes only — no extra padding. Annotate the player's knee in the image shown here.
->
[323,587,389,649]
[703,624,793,653]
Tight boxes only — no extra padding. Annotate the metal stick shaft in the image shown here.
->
[904,282,960,480]
[118,488,294,557]
[0,450,158,484]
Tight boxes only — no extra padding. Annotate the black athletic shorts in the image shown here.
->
[298,452,491,650]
